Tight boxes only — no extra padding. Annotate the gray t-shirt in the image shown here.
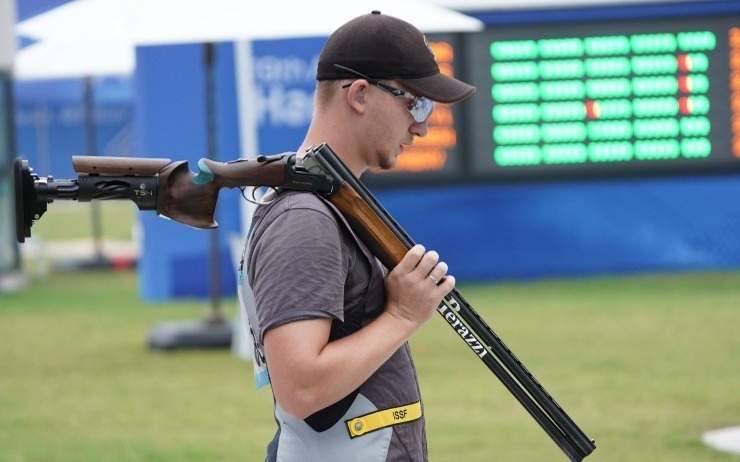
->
[245,190,427,462]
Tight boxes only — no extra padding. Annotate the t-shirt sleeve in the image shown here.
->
[248,205,347,343]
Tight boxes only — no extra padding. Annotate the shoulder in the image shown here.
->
[257,191,337,225]
[249,191,341,247]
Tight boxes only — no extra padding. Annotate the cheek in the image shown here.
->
[368,107,393,139]
[366,101,408,148]
[383,109,409,139]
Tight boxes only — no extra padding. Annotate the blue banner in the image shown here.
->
[251,37,326,153]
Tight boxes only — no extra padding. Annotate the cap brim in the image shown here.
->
[399,73,476,104]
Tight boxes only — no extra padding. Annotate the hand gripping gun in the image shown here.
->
[14,144,596,461]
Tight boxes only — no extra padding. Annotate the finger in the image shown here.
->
[427,261,448,284]
[435,274,455,294]
[393,244,426,274]
[414,250,439,279]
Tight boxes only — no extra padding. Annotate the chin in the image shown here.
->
[377,156,397,171]
[372,149,398,171]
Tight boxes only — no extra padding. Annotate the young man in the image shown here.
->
[243,11,475,461]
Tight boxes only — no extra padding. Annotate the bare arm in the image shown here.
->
[264,244,455,419]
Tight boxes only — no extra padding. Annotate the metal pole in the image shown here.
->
[84,76,104,263]
[204,43,222,322]
[2,72,20,274]
[146,44,231,350]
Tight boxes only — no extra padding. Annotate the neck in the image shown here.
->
[297,116,367,179]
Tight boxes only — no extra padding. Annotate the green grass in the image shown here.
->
[31,202,137,242]
[2,270,740,461]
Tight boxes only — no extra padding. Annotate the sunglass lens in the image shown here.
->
[410,98,434,123]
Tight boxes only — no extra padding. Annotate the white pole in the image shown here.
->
[0,0,15,72]
[234,39,258,233]
[231,39,258,361]
[0,0,20,284]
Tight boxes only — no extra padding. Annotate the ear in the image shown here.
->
[345,80,369,116]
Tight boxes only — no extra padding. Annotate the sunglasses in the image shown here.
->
[334,64,435,123]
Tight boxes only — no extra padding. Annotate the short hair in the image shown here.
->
[314,80,351,111]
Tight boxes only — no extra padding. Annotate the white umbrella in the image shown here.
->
[17,0,483,45]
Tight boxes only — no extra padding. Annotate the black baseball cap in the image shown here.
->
[316,11,476,104]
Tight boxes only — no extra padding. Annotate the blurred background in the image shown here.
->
[1,0,739,460]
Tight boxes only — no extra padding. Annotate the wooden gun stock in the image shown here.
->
[17,153,328,242]
[68,155,289,229]
[159,157,288,228]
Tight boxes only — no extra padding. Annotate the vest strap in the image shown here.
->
[345,401,422,438]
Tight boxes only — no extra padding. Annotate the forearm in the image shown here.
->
[264,245,455,420]
[265,309,418,419]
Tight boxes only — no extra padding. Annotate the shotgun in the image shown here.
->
[13,144,596,461]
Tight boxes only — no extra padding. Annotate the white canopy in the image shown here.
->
[431,0,693,11]
[15,0,482,79]
[17,0,483,46]
[0,0,16,70]
[15,39,134,80]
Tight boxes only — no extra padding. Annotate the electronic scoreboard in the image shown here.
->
[465,14,740,179]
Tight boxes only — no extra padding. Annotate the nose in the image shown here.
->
[410,119,429,138]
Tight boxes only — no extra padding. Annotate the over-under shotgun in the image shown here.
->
[14,144,596,461]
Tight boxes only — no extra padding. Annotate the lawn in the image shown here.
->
[30,201,138,242]
[1,269,739,461]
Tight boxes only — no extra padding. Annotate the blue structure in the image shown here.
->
[14,78,133,178]
[136,37,325,300]
[378,177,740,282]
[135,43,242,300]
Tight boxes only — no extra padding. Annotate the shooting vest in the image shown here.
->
[238,190,426,462]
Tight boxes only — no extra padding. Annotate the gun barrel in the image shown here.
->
[35,179,79,202]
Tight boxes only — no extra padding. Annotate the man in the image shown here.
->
[242,11,475,461]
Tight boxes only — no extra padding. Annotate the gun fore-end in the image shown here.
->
[328,183,408,267]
